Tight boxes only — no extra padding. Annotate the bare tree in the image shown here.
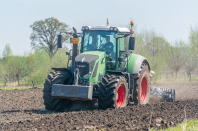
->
[189,26,198,50]
[2,44,13,59]
[189,25,198,76]
[134,29,169,80]
[8,56,25,86]
[30,17,70,58]
[184,46,197,82]
[4,77,7,86]
[166,40,185,79]
[2,44,13,82]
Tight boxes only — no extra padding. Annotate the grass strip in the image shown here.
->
[151,119,198,131]
[0,86,43,91]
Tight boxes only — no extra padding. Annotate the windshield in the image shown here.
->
[82,31,117,70]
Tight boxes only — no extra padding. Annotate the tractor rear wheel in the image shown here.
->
[98,75,128,110]
[43,71,73,112]
[134,64,151,105]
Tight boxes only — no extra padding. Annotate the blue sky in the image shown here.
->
[0,0,198,55]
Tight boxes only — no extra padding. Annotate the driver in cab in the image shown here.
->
[102,36,114,54]
[102,36,115,70]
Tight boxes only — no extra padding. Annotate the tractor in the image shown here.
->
[43,21,157,112]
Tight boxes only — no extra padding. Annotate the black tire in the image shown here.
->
[43,71,72,112]
[133,63,151,105]
[98,75,128,110]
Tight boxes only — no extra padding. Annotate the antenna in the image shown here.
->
[107,18,109,26]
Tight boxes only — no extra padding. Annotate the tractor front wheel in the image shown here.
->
[43,71,73,112]
[98,75,128,110]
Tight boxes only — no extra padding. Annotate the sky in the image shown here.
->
[0,0,198,55]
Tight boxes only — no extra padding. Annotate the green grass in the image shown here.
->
[0,86,43,91]
[0,81,30,86]
[0,82,14,86]
[151,119,198,131]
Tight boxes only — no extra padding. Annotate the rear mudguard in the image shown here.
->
[127,54,150,74]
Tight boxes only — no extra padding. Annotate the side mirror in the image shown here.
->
[129,37,135,50]
[57,35,62,48]
[66,52,70,55]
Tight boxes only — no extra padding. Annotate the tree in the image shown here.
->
[134,29,169,80]
[189,25,198,76]
[0,59,6,85]
[189,25,198,51]
[30,17,70,58]
[183,45,197,82]
[2,44,13,59]
[166,40,185,79]
[2,44,13,83]
[10,56,26,86]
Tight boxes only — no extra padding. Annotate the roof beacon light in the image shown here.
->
[130,21,134,25]
[130,21,134,35]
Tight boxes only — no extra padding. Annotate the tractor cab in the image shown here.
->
[80,25,134,71]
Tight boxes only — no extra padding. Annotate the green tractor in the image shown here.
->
[43,21,154,112]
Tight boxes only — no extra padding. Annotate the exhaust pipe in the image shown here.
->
[57,27,79,73]
[72,27,78,73]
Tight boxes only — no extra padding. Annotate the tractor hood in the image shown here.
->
[75,51,106,84]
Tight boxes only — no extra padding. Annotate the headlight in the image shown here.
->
[113,27,118,31]
[110,27,114,30]
[85,26,89,30]
[83,72,91,79]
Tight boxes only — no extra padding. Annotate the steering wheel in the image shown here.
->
[84,45,94,51]
[106,53,113,61]
[99,44,105,50]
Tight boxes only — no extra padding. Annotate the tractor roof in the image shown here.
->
[82,26,130,33]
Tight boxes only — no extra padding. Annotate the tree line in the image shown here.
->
[134,27,198,81]
[0,45,69,86]
[0,17,197,86]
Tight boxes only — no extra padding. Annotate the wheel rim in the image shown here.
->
[140,77,147,103]
[116,85,125,107]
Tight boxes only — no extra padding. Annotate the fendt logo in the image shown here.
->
[77,65,86,68]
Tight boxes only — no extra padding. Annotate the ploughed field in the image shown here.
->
[0,83,198,131]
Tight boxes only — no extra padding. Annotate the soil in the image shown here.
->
[0,83,198,131]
